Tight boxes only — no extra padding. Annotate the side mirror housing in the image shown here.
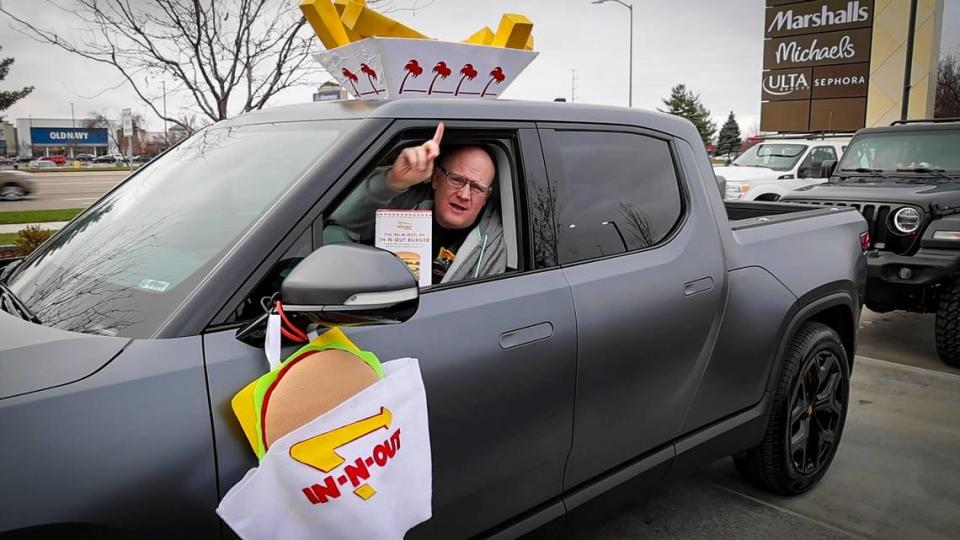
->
[715,175,727,198]
[820,159,838,179]
[280,243,419,326]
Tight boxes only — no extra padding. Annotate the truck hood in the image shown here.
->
[783,180,960,209]
[0,309,130,399]
[712,166,779,182]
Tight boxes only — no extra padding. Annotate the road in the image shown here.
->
[569,310,960,539]
[0,170,129,211]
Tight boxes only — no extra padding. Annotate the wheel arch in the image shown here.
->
[766,288,858,394]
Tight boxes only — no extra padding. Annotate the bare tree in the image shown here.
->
[0,0,325,131]
[936,52,960,119]
[1,1,431,131]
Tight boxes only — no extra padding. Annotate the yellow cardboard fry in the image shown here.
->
[300,0,352,49]
[341,2,428,39]
[491,13,533,50]
[463,27,495,46]
[333,0,366,41]
[525,33,534,51]
[332,0,364,16]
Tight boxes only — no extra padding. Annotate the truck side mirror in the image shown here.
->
[280,243,419,326]
[820,160,838,178]
[715,175,727,197]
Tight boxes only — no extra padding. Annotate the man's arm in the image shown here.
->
[326,168,401,241]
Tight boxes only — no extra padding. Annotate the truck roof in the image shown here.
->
[223,98,700,141]
[853,120,960,136]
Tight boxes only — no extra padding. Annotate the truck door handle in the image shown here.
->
[683,277,714,297]
[499,322,554,350]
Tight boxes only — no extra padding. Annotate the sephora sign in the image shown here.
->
[760,0,874,132]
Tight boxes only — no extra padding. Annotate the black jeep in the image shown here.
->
[783,118,960,366]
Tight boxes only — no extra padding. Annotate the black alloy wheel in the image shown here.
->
[733,322,850,495]
[786,349,844,478]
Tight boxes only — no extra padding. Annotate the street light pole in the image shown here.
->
[592,0,633,107]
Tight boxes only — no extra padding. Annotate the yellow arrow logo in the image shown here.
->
[290,407,393,472]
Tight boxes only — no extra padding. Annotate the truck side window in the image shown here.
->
[547,130,683,265]
[799,146,838,177]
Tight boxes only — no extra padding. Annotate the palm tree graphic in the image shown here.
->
[359,63,381,95]
[398,59,423,94]
[428,61,452,95]
[454,63,478,96]
[481,67,506,97]
[341,68,360,97]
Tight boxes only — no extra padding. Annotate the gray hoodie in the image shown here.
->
[326,170,506,284]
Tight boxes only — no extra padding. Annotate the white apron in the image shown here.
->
[217,357,432,540]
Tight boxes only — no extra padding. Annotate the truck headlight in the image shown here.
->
[725,182,748,200]
[892,207,921,234]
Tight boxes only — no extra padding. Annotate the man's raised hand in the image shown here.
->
[386,123,445,192]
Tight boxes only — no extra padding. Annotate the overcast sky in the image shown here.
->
[2,0,958,135]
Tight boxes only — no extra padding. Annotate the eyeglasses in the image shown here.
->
[437,166,493,197]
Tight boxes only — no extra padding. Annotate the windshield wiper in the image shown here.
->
[839,167,889,180]
[896,167,953,180]
[0,281,41,324]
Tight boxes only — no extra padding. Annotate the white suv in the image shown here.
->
[716,138,848,201]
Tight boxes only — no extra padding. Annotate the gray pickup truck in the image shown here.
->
[0,100,866,539]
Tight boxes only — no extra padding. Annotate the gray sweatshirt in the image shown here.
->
[326,170,506,284]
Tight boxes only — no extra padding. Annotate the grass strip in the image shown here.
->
[0,232,19,245]
[0,208,82,225]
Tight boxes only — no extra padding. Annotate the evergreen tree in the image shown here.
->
[716,111,743,157]
[658,84,716,145]
[0,46,33,122]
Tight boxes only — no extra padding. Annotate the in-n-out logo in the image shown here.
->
[764,71,810,96]
[292,407,402,505]
[768,1,870,33]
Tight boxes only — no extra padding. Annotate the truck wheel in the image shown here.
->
[1,184,26,200]
[733,322,849,495]
[935,281,960,367]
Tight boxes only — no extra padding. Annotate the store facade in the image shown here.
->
[13,117,120,158]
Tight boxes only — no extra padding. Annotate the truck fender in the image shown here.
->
[765,286,859,396]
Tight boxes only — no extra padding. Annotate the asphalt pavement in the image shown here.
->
[0,170,128,211]
[568,310,960,539]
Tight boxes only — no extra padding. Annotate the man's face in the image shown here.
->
[431,147,495,230]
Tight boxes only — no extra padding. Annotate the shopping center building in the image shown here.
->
[12,117,120,158]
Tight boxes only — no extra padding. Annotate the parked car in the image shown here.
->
[15,155,33,163]
[0,100,867,539]
[36,155,67,166]
[715,137,849,201]
[0,170,36,200]
[94,154,128,164]
[76,153,96,162]
[0,156,13,166]
[28,160,57,169]
[783,118,960,366]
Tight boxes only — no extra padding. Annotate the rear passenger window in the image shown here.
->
[546,130,683,265]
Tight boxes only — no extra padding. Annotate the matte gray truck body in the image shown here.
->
[0,99,867,539]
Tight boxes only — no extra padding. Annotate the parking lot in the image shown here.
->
[572,310,960,539]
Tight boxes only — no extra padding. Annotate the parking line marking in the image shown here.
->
[711,483,871,539]
[855,355,960,381]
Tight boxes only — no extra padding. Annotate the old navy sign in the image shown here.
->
[31,127,108,146]
[765,0,873,38]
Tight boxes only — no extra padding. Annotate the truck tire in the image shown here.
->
[935,281,960,367]
[733,322,849,495]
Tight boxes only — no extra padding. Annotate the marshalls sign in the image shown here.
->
[760,0,874,132]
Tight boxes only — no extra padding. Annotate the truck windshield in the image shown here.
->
[731,143,806,171]
[838,131,960,177]
[5,120,356,338]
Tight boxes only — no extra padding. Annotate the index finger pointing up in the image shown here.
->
[431,122,445,145]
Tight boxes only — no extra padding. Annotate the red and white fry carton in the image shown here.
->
[314,37,538,100]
